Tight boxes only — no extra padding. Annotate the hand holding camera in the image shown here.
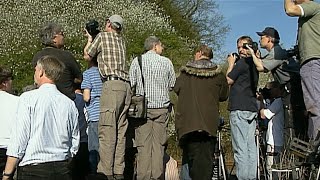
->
[84,20,100,40]
[227,52,239,65]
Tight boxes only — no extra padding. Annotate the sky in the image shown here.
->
[214,0,316,54]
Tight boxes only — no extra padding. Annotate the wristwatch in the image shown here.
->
[2,171,12,177]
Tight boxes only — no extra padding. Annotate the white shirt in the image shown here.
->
[0,91,19,148]
[264,98,284,147]
[6,83,79,166]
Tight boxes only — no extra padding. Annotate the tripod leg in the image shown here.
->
[220,153,227,180]
[256,130,260,180]
[217,131,227,180]
[316,167,320,180]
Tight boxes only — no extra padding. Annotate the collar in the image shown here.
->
[145,50,157,55]
[180,60,222,77]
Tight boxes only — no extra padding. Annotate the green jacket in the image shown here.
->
[174,59,229,141]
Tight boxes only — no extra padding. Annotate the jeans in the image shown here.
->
[300,59,320,139]
[230,110,257,180]
[88,121,99,173]
[180,163,191,180]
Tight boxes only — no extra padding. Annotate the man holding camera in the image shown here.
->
[251,27,289,85]
[249,27,308,139]
[226,36,259,180]
[284,0,320,139]
[84,15,131,180]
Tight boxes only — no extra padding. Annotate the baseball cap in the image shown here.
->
[256,27,280,40]
[108,15,123,29]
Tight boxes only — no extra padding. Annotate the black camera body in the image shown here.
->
[259,87,271,100]
[286,45,299,58]
[243,42,259,53]
[228,52,240,60]
[86,20,100,39]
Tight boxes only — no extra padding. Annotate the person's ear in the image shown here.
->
[39,69,44,78]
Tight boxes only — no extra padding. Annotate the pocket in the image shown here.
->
[135,126,146,147]
[99,108,115,126]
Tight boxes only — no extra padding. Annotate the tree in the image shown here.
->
[148,0,230,53]
[0,0,195,92]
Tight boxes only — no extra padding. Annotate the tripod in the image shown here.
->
[212,122,228,180]
[256,128,267,180]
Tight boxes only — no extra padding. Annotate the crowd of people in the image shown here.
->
[0,0,320,180]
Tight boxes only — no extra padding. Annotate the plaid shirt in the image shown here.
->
[87,32,129,81]
[129,51,176,108]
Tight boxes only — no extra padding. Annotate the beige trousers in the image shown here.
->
[135,109,169,180]
[97,80,131,176]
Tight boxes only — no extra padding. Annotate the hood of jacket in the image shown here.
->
[180,59,222,77]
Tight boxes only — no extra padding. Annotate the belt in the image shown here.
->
[104,76,129,83]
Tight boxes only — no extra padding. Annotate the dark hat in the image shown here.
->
[256,27,280,40]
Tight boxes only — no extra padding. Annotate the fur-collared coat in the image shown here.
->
[174,59,229,140]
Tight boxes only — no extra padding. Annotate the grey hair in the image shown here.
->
[39,22,63,46]
[36,55,65,82]
[144,36,160,51]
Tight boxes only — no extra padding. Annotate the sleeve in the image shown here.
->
[300,2,319,17]
[262,47,287,71]
[69,103,80,157]
[129,58,139,87]
[87,34,102,58]
[267,98,283,115]
[227,60,245,81]
[173,73,184,95]
[263,109,275,120]
[218,73,229,102]
[69,56,82,80]
[6,95,31,159]
[168,61,176,89]
[262,59,283,71]
[81,70,92,90]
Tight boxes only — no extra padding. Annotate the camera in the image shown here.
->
[228,52,240,60]
[259,87,271,100]
[85,20,100,39]
[243,42,259,53]
[286,45,299,58]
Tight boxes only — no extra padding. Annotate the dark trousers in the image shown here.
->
[0,148,7,179]
[17,160,70,180]
[181,132,216,180]
[71,142,89,180]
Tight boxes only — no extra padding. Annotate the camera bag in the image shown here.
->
[127,55,147,119]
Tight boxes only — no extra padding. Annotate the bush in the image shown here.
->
[0,0,195,93]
